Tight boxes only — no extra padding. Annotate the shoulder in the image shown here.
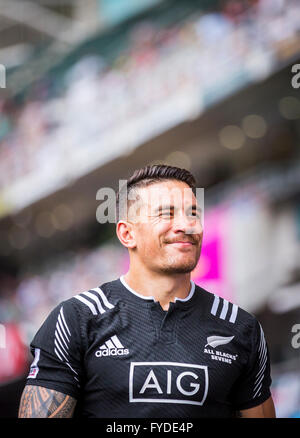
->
[62,280,117,319]
[194,285,264,357]
[194,284,257,331]
[39,280,119,331]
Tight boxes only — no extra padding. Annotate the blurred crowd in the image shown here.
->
[0,0,300,416]
[0,242,128,345]
[0,0,299,194]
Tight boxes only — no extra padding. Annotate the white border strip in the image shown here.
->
[129,362,208,406]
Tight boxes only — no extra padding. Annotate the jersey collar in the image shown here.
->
[119,275,196,305]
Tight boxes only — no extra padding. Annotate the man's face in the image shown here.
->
[128,180,203,274]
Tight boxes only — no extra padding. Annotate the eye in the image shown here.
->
[188,211,201,218]
[159,211,173,218]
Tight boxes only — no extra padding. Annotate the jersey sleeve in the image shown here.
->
[25,299,83,399]
[231,318,272,411]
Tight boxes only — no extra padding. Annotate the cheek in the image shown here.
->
[157,220,172,235]
[135,221,171,249]
[135,225,156,248]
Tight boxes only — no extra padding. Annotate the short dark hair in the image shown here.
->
[116,164,196,222]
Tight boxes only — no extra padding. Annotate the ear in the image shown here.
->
[116,220,137,249]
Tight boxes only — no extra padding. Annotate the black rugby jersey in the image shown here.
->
[25,277,272,418]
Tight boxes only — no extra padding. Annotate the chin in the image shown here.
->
[162,267,195,274]
[161,261,198,274]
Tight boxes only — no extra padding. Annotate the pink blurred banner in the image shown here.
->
[191,206,234,302]
[0,323,28,384]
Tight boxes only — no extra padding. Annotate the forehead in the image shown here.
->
[138,180,196,208]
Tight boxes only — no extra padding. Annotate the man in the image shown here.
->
[18,165,275,418]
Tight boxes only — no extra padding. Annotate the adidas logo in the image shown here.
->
[95,335,129,357]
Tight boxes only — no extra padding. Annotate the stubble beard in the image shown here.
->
[157,244,202,275]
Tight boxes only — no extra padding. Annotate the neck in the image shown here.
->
[123,264,192,310]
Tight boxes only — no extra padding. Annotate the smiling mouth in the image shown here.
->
[168,241,195,246]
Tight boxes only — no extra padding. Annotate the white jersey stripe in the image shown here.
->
[91,287,115,309]
[58,314,70,343]
[53,308,79,386]
[54,347,63,361]
[111,335,124,349]
[211,295,220,316]
[229,304,238,323]
[54,341,68,361]
[75,294,97,315]
[55,329,69,355]
[259,344,267,365]
[65,361,78,376]
[254,361,267,384]
[255,354,267,382]
[54,339,68,361]
[258,328,265,354]
[254,372,265,393]
[56,322,69,350]
[255,364,267,385]
[220,299,229,320]
[253,384,263,399]
[257,328,267,360]
[261,337,267,355]
[82,291,106,314]
[253,323,268,398]
[253,388,260,398]
[211,296,238,324]
[60,307,71,337]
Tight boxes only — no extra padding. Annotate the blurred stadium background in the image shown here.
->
[0,0,300,418]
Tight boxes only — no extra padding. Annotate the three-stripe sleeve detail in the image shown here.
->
[211,295,220,316]
[74,287,115,315]
[54,306,79,383]
[229,304,238,323]
[91,287,115,309]
[220,299,229,320]
[210,295,238,324]
[81,291,106,314]
[253,323,268,399]
[74,295,98,315]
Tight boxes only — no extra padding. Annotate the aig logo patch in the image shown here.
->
[129,362,208,406]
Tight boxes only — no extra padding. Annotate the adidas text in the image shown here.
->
[95,348,129,357]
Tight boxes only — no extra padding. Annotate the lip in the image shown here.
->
[169,242,194,247]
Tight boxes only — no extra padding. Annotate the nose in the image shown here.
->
[172,212,202,236]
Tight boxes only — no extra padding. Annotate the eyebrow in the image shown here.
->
[154,204,201,214]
